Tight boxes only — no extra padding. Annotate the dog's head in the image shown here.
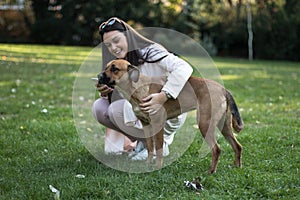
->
[98,59,140,86]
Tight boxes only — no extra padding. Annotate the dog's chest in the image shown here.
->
[129,87,151,124]
[134,108,151,124]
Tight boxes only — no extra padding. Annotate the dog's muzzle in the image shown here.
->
[98,72,115,87]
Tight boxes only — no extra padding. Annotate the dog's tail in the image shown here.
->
[225,90,244,133]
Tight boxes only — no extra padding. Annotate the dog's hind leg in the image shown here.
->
[219,112,242,168]
[198,111,221,174]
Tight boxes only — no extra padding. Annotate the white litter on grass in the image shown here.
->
[79,96,85,101]
[11,88,17,93]
[16,79,21,86]
[49,185,60,200]
[86,128,92,132]
[75,174,85,178]
[41,108,48,113]
[184,180,204,191]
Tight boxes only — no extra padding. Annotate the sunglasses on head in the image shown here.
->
[99,18,124,34]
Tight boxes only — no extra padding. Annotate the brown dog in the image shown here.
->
[99,59,244,173]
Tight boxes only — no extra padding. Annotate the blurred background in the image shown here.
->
[0,0,299,60]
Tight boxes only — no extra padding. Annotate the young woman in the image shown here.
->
[92,17,193,160]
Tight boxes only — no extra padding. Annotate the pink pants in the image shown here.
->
[92,97,186,144]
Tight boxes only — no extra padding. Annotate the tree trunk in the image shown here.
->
[246,1,253,61]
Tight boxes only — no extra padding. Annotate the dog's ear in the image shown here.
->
[128,65,140,83]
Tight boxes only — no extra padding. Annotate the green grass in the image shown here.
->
[0,44,299,199]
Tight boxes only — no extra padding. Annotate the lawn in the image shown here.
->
[0,44,299,199]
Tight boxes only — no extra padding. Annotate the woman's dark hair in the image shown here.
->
[99,17,168,68]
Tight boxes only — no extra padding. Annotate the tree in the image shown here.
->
[253,0,300,60]
[27,0,300,60]
[246,0,253,61]
[30,0,155,45]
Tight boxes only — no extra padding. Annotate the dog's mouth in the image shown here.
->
[98,72,115,88]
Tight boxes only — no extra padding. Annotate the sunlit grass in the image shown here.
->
[0,44,93,64]
[0,44,299,199]
[220,74,242,80]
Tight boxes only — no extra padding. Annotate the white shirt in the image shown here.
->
[138,43,193,98]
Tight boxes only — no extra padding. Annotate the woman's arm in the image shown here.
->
[139,44,193,114]
[158,53,193,99]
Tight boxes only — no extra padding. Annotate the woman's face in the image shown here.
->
[103,30,128,59]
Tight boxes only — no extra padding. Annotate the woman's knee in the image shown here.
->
[107,100,126,124]
[92,98,110,123]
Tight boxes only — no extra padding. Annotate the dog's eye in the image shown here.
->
[110,65,119,74]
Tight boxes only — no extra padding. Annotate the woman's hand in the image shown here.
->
[95,83,113,97]
[139,91,168,115]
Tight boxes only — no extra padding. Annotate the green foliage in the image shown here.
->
[27,0,300,60]
[253,0,300,60]
[0,44,299,199]
[189,0,300,60]
[30,0,164,45]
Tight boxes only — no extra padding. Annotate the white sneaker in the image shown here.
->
[130,142,169,161]
[163,143,169,157]
[128,141,144,158]
[131,148,148,161]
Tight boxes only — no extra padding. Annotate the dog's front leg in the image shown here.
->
[143,124,155,164]
[155,128,164,168]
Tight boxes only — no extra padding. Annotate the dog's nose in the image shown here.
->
[98,72,110,85]
[98,73,105,84]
